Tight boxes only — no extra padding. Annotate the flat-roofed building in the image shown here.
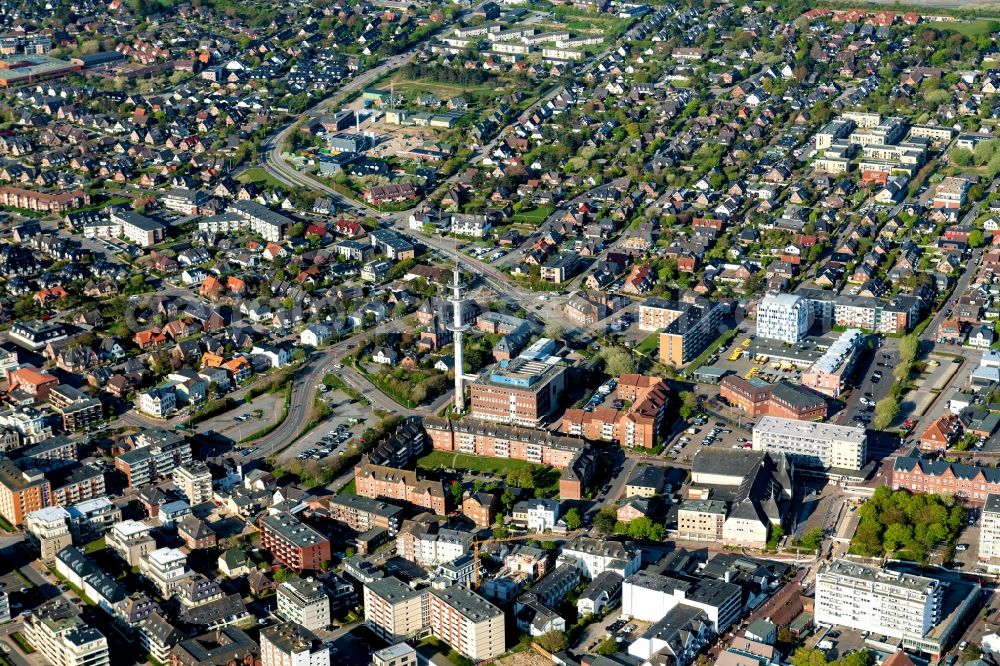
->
[815,559,979,655]
[261,622,329,666]
[172,461,212,506]
[622,570,742,632]
[752,416,866,473]
[364,577,425,643]
[25,506,71,562]
[114,429,191,487]
[259,512,331,572]
[139,547,192,597]
[801,329,864,399]
[677,499,726,542]
[106,519,156,566]
[276,576,330,631]
[981,494,1000,571]
[22,600,109,666]
[469,355,567,427]
[372,644,417,666]
[428,585,505,661]
[0,455,49,525]
[756,293,809,343]
[658,300,727,366]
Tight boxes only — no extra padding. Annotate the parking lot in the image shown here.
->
[837,349,896,429]
[276,387,370,464]
[664,413,753,466]
[196,392,286,443]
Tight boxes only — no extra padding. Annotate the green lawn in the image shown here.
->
[511,206,554,224]
[416,450,539,475]
[635,331,661,357]
[337,479,357,496]
[82,536,106,554]
[238,166,283,190]
[10,633,34,654]
[940,19,999,37]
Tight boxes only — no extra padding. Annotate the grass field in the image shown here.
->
[374,76,501,100]
[511,206,554,224]
[417,450,539,475]
[938,19,1000,37]
[635,331,661,357]
[238,166,283,190]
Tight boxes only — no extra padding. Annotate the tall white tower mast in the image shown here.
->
[448,258,469,413]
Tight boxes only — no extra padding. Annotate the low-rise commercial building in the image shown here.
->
[719,377,827,420]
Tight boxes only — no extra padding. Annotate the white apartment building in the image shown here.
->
[25,506,72,562]
[756,293,809,343]
[980,493,1000,570]
[172,461,213,506]
[428,585,505,662]
[261,622,331,666]
[139,547,192,597]
[525,499,559,532]
[815,560,940,642]
[106,519,156,566]
[364,577,426,644]
[752,417,867,472]
[276,577,330,631]
[23,601,110,666]
[559,537,641,579]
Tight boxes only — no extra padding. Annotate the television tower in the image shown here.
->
[448,259,469,413]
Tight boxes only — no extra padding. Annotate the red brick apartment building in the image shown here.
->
[423,417,587,468]
[560,374,670,449]
[892,456,1000,505]
[354,456,447,515]
[258,511,331,572]
[719,376,828,421]
[0,187,89,212]
[422,417,592,500]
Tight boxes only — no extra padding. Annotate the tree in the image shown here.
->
[564,508,583,530]
[767,524,785,551]
[596,638,618,656]
[832,650,874,666]
[800,527,825,551]
[545,322,565,341]
[493,514,508,539]
[273,568,294,584]
[450,481,464,505]
[679,391,698,419]
[506,468,534,489]
[501,487,516,511]
[535,631,568,653]
[602,348,636,377]
[873,395,900,430]
[899,334,919,366]
[969,229,986,248]
[789,648,828,666]
[594,507,617,535]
